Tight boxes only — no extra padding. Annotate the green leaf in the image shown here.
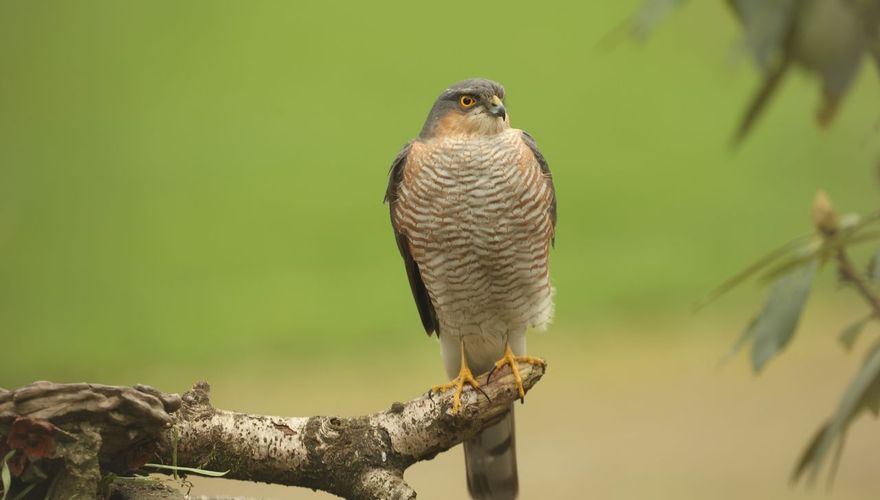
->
[735,261,818,372]
[728,0,880,139]
[760,230,880,285]
[793,340,880,483]
[702,211,880,311]
[792,422,830,485]
[630,0,686,39]
[698,234,813,310]
[1,450,13,500]
[170,427,179,480]
[727,0,796,69]
[728,0,799,143]
[795,0,867,97]
[142,463,229,477]
[756,240,822,284]
[840,316,872,351]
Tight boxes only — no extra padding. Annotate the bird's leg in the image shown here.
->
[431,338,480,415]
[489,340,545,401]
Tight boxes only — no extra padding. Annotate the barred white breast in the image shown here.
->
[393,127,554,375]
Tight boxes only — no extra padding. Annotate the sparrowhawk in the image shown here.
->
[385,78,556,500]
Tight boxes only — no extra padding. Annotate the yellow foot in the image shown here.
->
[490,344,545,400]
[432,363,480,415]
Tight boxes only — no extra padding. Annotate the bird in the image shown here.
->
[384,78,556,499]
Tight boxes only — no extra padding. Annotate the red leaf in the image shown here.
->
[6,417,57,459]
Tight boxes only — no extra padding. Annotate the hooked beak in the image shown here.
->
[488,95,506,120]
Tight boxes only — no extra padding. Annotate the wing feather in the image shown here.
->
[521,131,557,246]
[385,143,439,336]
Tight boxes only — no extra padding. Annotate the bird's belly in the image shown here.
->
[395,129,554,343]
[417,172,553,340]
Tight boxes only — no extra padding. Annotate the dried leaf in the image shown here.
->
[812,190,838,237]
[6,418,56,459]
[142,463,229,477]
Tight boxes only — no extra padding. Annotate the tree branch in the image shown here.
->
[814,191,880,317]
[837,248,880,316]
[0,361,545,499]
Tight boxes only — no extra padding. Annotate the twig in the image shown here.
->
[837,248,880,316]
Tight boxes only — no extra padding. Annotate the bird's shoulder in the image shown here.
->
[517,129,557,244]
[517,130,550,173]
[386,138,447,204]
[384,141,415,205]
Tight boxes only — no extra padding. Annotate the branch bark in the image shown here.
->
[0,361,545,499]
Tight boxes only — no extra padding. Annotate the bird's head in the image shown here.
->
[419,79,509,139]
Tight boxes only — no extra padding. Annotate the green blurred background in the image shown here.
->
[2,1,879,498]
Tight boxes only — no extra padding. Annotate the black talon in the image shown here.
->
[487,365,499,383]
[475,384,491,404]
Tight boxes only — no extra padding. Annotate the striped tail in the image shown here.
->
[464,405,518,499]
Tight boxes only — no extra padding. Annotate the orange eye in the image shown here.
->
[459,95,476,108]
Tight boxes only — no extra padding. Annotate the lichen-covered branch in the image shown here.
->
[0,362,545,499]
[162,362,544,498]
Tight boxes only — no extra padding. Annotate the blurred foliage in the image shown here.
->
[795,340,880,483]
[636,0,880,141]
[636,0,880,485]
[728,259,817,372]
[706,193,880,481]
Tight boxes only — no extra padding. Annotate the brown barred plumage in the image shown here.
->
[393,130,555,346]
